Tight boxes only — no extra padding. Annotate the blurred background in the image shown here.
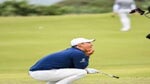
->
[0,0,149,16]
[0,0,150,84]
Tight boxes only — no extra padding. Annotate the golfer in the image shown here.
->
[113,0,136,31]
[29,37,99,84]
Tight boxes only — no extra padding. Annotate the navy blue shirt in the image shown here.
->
[29,47,89,71]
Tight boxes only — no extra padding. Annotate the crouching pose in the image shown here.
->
[29,37,99,84]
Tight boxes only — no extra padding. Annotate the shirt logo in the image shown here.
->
[80,58,86,63]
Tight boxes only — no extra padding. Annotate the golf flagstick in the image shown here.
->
[99,71,119,79]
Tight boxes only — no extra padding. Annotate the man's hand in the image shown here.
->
[85,49,94,56]
[85,68,99,74]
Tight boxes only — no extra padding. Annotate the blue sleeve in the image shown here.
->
[71,52,89,69]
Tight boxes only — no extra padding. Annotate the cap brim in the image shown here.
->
[85,39,95,42]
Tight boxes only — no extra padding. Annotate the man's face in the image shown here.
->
[79,42,94,52]
[76,42,94,56]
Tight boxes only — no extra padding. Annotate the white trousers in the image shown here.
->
[117,9,131,30]
[118,13,130,29]
[29,69,87,84]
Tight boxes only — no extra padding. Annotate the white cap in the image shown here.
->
[71,38,95,46]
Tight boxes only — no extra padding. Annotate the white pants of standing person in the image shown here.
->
[117,9,131,31]
[29,69,87,84]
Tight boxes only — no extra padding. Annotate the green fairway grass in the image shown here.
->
[0,13,150,84]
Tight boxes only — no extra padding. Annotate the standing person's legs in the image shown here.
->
[29,69,87,84]
[117,9,131,31]
[118,13,130,31]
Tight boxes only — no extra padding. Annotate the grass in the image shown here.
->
[0,13,150,84]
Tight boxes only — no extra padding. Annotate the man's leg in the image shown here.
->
[55,69,87,84]
[46,81,56,84]
[29,69,87,84]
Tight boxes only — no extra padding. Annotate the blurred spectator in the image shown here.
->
[113,0,136,31]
